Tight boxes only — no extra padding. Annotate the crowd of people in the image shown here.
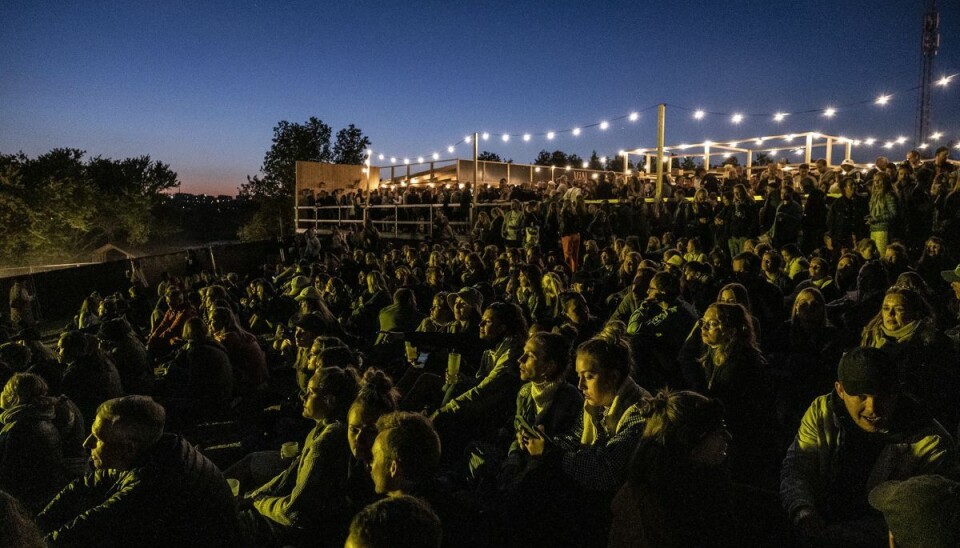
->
[1,148,960,547]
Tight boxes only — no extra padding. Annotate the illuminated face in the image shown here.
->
[836,383,898,434]
[809,260,826,280]
[518,339,552,382]
[294,326,315,349]
[700,307,728,347]
[347,405,380,466]
[478,309,505,342]
[453,297,471,322]
[369,435,395,495]
[575,355,618,408]
[718,289,738,305]
[762,254,777,273]
[83,415,133,471]
[926,241,942,256]
[302,373,329,421]
[881,293,914,331]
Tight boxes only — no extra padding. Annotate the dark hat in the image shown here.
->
[295,312,328,333]
[868,475,960,548]
[446,287,483,315]
[838,347,899,395]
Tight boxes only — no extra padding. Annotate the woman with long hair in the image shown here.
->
[866,172,899,255]
[691,303,777,487]
[860,286,960,432]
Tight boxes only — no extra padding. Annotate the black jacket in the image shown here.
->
[0,401,67,511]
[38,433,241,548]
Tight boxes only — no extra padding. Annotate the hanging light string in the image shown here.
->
[367,73,957,163]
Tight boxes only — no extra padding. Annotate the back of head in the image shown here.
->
[353,368,400,417]
[2,372,49,409]
[375,412,441,484]
[97,396,166,450]
[347,495,442,548]
[868,475,960,548]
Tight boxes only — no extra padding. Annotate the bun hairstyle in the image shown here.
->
[352,368,400,416]
[577,324,634,385]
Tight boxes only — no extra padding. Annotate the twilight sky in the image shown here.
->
[1,0,958,195]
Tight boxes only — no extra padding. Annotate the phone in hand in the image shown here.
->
[516,416,553,444]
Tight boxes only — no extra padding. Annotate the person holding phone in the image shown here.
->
[500,332,582,487]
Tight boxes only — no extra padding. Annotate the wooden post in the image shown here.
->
[655,103,666,200]
[825,137,834,166]
[805,133,814,165]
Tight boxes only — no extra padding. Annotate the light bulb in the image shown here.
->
[694,110,706,120]
[546,131,555,140]
[731,114,743,124]
[875,94,890,105]
[599,121,609,130]
[432,153,439,160]
[931,132,943,140]
[447,146,455,153]
[823,108,836,117]
[404,158,410,164]
[572,128,581,136]
[936,75,953,86]
[378,154,385,160]
[465,136,472,143]
[523,134,531,142]
[390,157,397,164]
[629,112,639,121]
[774,112,787,122]
[502,134,510,142]
[481,132,489,140]
[581,161,589,168]
[865,138,876,145]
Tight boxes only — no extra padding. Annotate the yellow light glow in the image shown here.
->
[534,167,541,172]
[565,166,571,171]
[896,136,907,144]
[937,75,953,86]
[919,143,929,149]
[729,141,739,147]
[465,135,472,143]
[883,142,894,149]
[581,161,589,168]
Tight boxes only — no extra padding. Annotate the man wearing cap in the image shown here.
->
[868,474,960,548]
[781,347,959,547]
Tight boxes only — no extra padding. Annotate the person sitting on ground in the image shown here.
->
[609,389,787,547]
[240,366,358,547]
[515,329,651,547]
[37,396,240,547]
[867,474,960,548]
[164,317,234,427]
[0,373,67,512]
[499,332,582,488]
[56,330,123,427]
[97,318,153,396]
[626,271,698,389]
[780,347,959,548]
[344,495,442,548]
[0,489,46,548]
[146,286,196,356]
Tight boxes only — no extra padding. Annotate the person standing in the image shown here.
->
[8,278,35,328]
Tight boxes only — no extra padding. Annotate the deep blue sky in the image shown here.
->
[2,0,958,195]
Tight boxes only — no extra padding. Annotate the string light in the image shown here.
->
[823,108,836,118]
[432,152,439,160]
[572,127,581,136]
[937,75,953,86]
[774,112,787,122]
[447,146,455,153]
[896,136,907,144]
[883,142,893,149]
[464,135,472,143]
[731,114,743,124]
[931,132,943,139]
[694,110,705,120]
[523,133,531,142]
[481,132,489,140]
[629,112,639,121]
[581,161,589,168]
[378,154,385,160]
[865,138,876,145]
[919,143,929,149]
[501,134,510,142]
[875,94,891,105]
[784,134,795,142]
[546,131,555,140]
[599,121,609,130]
[600,156,607,163]
[390,157,397,164]
[403,158,410,164]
